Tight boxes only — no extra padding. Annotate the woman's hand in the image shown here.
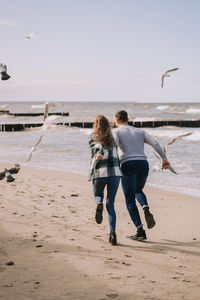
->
[96,154,103,161]
[162,160,170,169]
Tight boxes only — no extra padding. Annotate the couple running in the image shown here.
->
[88,110,170,246]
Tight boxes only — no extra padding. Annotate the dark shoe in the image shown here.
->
[109,232,117,246]
[8,163,20,174]
[130,227,147,241]
[144,207,156,229]
[7,174,15,182]
[0,171,5,180]
[95,202,103,224]
[5,169,15,183]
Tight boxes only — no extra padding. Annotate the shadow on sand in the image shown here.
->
[118,239,200,256]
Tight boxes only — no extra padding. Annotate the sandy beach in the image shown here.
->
[0,162,200,300]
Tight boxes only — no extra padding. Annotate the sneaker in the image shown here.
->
[95,201,103,224]
[144,208,156,229]
[8,164,20,174]
[130,227,147,241]
[0,171,5,180]
[109,232,117,246]
[6,174,15,183]
[5,169,15,183]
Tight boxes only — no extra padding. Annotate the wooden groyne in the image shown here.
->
[0,119,200,132]
[5,112,69,117]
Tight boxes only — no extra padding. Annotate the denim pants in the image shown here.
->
[93,176,120,232]
[121,160,149,228]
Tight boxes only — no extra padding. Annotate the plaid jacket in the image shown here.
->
[88,133,122,181]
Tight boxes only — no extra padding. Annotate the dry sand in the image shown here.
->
[0,162,200,300]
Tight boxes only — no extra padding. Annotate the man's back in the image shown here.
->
[113,124,147,163]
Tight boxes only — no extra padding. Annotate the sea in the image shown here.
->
[0,101,200,198]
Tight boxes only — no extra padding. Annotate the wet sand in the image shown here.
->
[0,163,200,300]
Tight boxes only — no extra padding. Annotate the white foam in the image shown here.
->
[31,104,45,109]
[146,127,195,139]
[133,117,156,122]
[185,108,200,114]
[0,104,8,109]
[156,105,169,111]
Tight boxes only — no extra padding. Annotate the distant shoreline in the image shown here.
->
[1,100,200,104]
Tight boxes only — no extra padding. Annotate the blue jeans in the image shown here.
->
[121,160,149,229]
[93,176,120,232]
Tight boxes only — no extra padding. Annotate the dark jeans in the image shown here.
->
[93,176,120,232]
[121,160,149,228]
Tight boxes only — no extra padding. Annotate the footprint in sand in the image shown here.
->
[70,192,79,197]
[175,272,184,275]
[110,276,121,280]
[106,293,119,299]
[148,280,157,283]
[182,279,192,283]
[68,206,77,213]
[81,274,89,278]
[3,283,14,287]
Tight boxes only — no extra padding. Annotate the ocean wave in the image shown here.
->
[31,104,45,109]
[0,104,8,109]
[146,127,195,139]
[156,105,169,111]
[133,117,156,122]
[185,108,200,114]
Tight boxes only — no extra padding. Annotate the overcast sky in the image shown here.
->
[0,0,200,102]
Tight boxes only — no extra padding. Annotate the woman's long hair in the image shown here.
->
[93,115,115,150]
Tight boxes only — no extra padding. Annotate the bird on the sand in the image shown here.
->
[161,68,179,88]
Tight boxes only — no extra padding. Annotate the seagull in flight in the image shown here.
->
[44,102,55,121]
[22,32,39,39]
[26,102,56,162]
[154,132,192,174]
[161,68,179,88]
[0,64,11,80]
[163,132,192,154]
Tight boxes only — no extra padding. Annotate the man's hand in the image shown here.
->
[96,154,103,161]
[162,160,170,169]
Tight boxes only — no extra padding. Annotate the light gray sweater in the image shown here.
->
[113,124,167,164]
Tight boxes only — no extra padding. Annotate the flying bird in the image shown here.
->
[153,151,178,174]
[44,102,55,121]
[161,68,179,88]
[26,102,56,162]
[163,132,192,153]
[153,132,192,174]
[22,32,39,39]
[0,64,11,81]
